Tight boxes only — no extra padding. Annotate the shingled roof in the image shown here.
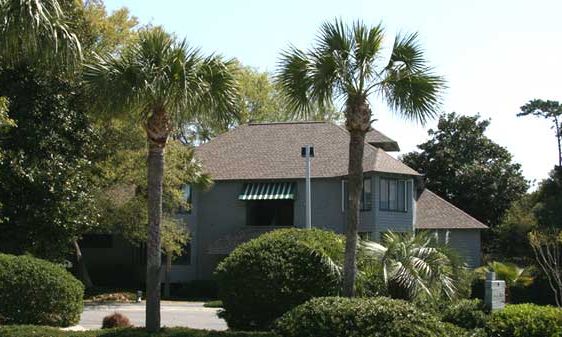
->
[195,121,420,180]
[366,129,400,152]
[415,189,488,229]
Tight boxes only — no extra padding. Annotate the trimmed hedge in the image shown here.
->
[0,326,278,337]
[485,304,562,337]
[214,228,344,330]
[275,296,449,337]
[441,299,488,330]
[0,254,84,326]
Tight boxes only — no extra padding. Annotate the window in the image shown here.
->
[342,178,372,212]
[246,200,294,226]
[359,232,373,241]
[380,178,408,212]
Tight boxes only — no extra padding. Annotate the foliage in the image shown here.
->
[204,300,223,308]
[84,26,239,131]
[0,0,82,69]
[492,194,539,263]
[402,112,528,227]
[361,231,464,300]
[214,228,343,330]
[519,99,562,166]
[529,230,562,307]
[93,120,209,258]
[440,299,488,330]
[80,0,139,58]
[475,261,534,289]
[102,313,133,329]
[275,296,449,337]
[485,304,562,337]
[534,167,562,229]
[177,63,340,145]
[0,326,278,337]
[0,254,84,326]
[0,66,99,260]
[277,18,445,297]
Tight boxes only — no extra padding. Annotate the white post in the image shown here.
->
[305,145,312,229]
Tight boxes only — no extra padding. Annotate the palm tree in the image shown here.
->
[361,231,462,300]
[84,27,238,332]
[277,20,444,296]
[0,0,82,67]
[475,261,534,302]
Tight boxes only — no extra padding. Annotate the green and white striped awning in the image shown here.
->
[239,182,295,200]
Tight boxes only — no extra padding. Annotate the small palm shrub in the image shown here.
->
[214,228,343,330]
[485,304,562,337]
[102,312,133,329]
[275,296,449,337]
[0,253,84,326]
[360,231,464,301]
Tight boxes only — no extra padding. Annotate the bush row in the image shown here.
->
[0,326,278,337]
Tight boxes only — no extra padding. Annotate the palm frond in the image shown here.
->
[276,46,314,118]
[84,26,239,130]
[379,32,445,124]
[0,0,82,68]
[191,55,240,126]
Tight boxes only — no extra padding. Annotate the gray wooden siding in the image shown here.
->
[432,229,482,268]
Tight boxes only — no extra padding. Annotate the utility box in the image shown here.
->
[485,272,505,311]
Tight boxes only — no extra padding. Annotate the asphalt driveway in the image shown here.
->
[75,301,227,331]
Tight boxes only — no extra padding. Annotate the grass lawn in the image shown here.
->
[203,300,223,308]
[0,326,276,337]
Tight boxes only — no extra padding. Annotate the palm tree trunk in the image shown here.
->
[146,142,164,332]
[342,100,371,297]
[164,254,172,299]
[342,128,366,297]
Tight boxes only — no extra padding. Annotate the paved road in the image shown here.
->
[75,301,227,331]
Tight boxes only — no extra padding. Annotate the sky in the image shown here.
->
[105,0,562,188]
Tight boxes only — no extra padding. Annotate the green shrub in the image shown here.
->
[486,304,562,337]
[441,299,488,329]
[275,296,449,337]
[0,254,84,326]
[214,228,343,330]
[0,326,279,337]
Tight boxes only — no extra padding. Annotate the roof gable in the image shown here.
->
[195,121,419,180]
[366,129,400,151]
[415,189,488,230]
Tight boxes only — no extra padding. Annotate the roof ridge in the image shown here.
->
[424,189,488,228]
[195,124,249,151]
[248,121,328,126]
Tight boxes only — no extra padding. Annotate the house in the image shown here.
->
[81,121,487,285]
[176,121,488,282]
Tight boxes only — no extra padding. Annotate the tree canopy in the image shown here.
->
[0,66,99,260]
[519,99,562,167]
[402,112,528,227]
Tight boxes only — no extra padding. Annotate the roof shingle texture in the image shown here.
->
[366,129,400,151]
[195,122,419,180]
[415,189,488,229]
